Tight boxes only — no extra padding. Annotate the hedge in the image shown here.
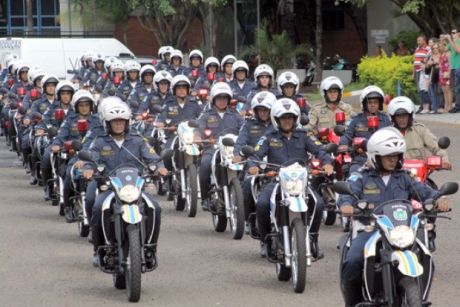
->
[357,55,417,103]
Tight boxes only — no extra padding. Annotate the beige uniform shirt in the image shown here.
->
[404,122,450,163]
[306,101,353,133]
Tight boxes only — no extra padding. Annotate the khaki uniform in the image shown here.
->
[306,101,353,134]
[404,122,450,163]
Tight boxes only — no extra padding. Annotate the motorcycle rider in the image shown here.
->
[276,71,310,115]
[247,98,334,258]
[40,80,76,200]
[10,63,33,95]
[387,96,451,169]
[339,85,392,173]
[101,60,125,98]
[138,70,174,115]
[21,66,44,109]
[168,49,188,77]
[233,91,276,231]
[82,101,168,266]
[246,64,279,105]
[186,49,205,82]
[127,64,156,116]
[229,60,254,102]
[219,54,237,83]
[116,60,141,102]
[198,82,244,211]
[338,127,450,306]
[51,90,103,219]
[307,76,353,134]
[82,53,106,88]
[155,45,174,71]
[193,57,220,93]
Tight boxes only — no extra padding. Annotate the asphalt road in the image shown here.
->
[1,119,459,307]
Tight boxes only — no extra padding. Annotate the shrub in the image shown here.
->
[357,55,417,102]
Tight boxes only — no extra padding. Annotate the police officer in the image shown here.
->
[388,96,451,169]
[138,70,174,115]
[338,127,449,306]
[82,53,106,88]
[246,64,280,105]
[219,54,237,83]
[101,61,125,98]
[232,91,276,231]
[168,49,188,77]
[116,60,141,102]
[229,60,254,103]
[339,85,392,173]
[276,71,310,115]
[10,63,33,95]
[82,101,168,266]
[307,76,353,134]
[155,45,174,71]
[198,82,244,210]
[193,57,220,93]
[127,64,156,116]
[247,98,334,258]
[22,67,45,109]
[51,90,103,219]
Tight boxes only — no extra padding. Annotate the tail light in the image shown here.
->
[151,59,158,65]
[230,99,238,109]
[403,159,428,182]
[318,128,329,140]
[204,128,212,138]
[198,89,208,100]
[367,116,379,130]
[191,69,199,79]
[113,76,121,86]
[100,72,108,80]
[310,159,321,169]
[77,119,88,134]
[352,137,366,149]
[54,108,65,122]
[30,89,39,99]
[427,155,442,169]
[207,72,215,82]
[17,87,26,96]
[335,111,345,125]
[296,97,306,108]
[7,79,14,87]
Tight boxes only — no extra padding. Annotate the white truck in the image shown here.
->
[0,37,136,80]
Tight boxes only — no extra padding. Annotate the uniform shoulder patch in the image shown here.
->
[347,172,362,182]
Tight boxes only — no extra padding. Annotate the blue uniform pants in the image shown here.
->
[341,231,375,281]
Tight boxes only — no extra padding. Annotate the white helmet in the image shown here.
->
[160,46,174,60]
[360,85,384,112]
[189,49,204,62]
[254,64,274,79]
[83,51,95,62]
[103,98,132,122]
[221,55,237,71]
[388,96,415,116]
[170,49,184,62]
[71,89,95,112]
[41,74,59,91]
[153,70,173,91]
[4,54,19,67]
[28,67,45,84]
[270,98,300,130]
[11,60,26,75]
[277,71,300,94]
[251,91,276,113]
[210,82,233,103]
[171,75,191,93]
[157,46,167,58]
[124,60,141,72]
[140,64,156,78]
[110,61,125,76]
[16,63,30,74]
[232,60,249,76]
[104,56,118,70]
[98,96,125,121]
[320,76,344,101]
[91,53,105,63]
[56,80,76,97]
[367,126,406,170]
[204,57,220,70]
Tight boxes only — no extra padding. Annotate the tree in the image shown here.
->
[26,0,34,34]
[338,0,460,36]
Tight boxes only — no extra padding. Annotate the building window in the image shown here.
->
[323,9,344,31]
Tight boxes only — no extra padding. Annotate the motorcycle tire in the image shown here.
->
[185,164,198,218]
[324,210,337,226]
[113,273,126,290]
[276,262,291,282]
[174,179,186,212]
[229,178,245,240]
[125,224,142,302]
[398,277,422,306]
[78,221,90,237]
[291,218,307,293]
[212,213,227,233]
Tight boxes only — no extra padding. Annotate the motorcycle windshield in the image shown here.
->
[376,200,413,229]
[111,167,143,189]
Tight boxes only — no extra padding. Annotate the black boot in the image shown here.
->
[310,232,324,260]
[342,278,363,307]
[91,225,103,267]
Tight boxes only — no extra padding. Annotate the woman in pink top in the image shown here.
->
[439,41,452,112]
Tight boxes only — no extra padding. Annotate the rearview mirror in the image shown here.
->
[324,143,338,155]
[71,140,82,152]
[438,182,458,196]
[222,137,235,147]
[438,136,450,150]
[334,125,347,137]
[78,150,93,162]
[300,114,309,126]
[333,181,358,200]
[47,126,58,138]
[241,145,255,157]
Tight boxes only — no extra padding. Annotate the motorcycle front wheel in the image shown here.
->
[291,218,307,293]
[185,164,198,218]
[125,224,142,302]
[229,178,245,239]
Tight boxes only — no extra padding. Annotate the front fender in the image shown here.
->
[391,250,424,277]
[121,204,142,224]
[287,196,308,213]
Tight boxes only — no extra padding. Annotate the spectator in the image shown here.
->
[395,41,410,56]
[373,45,387,58]
[413,35,431,114]
[447,29,460,113]
[439,39,452,112]
[425,43,443,113]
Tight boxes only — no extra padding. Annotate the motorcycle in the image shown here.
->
[303,60,316,87]
[77,149,171,302]
[334,181,458,306]
[206,134,246,239]
[169,120,201,217]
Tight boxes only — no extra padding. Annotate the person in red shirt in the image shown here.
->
[413,35,431,113]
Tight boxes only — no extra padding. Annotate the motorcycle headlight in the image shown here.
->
[281,179,304,196]
[181,131,195,145]
[389,225,415,248]
[224,146,234,160]
[119,185,141,203]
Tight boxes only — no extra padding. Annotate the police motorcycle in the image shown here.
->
[77,148,172,302]
[6,98,26,155]
[334,181,458,306]
[168,119,201,217]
